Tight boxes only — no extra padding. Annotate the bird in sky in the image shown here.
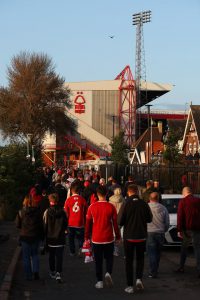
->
[109,35,115,39]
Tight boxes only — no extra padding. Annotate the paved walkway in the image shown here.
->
[0,222,200,300]
[9,241,200,300]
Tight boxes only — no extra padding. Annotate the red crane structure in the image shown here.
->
[115,65,136,147]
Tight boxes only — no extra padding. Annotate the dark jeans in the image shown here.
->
[179,231,192,268]
[124,240,146,286]
[21,240,40,280]
[68,227,84,254]
[191,231,200,273]
[147,232,165,275]
[93,242,114,281]
[49,246,64,273]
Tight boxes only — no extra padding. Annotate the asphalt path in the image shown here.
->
[10,243,200,300]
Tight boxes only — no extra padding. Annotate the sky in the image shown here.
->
[0,0,200,113]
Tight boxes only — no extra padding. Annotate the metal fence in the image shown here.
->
[100,163,200,194]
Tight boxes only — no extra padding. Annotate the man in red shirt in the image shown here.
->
[64,181,88,256]
[85,185,121,289]
[177,186,200,277]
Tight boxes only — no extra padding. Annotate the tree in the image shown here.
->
[163,128,182,164]
[0,52,75,145]
[111,131,129,165]
[0,143,39,220]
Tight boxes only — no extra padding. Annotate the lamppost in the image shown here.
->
[26,134,33,160]
[133,10,151,138]
[26,134,36,164]
[112,115,116,141]
[145,104,152,163]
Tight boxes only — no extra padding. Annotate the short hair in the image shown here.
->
[70,181,81,194]
[48,193,59,204]
[127,184,138,194]
[96,185,107,197]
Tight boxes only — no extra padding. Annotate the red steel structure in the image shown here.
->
[115,65,136,147]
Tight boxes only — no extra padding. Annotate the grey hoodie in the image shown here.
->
[148,202,169,233]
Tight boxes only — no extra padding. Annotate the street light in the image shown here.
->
[26,134,33,159]
[112,115,116,141]
[145,104,152,163]
[133,10,152,138]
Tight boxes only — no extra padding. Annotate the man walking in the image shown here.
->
[177,186,200,277]
[43,193,68,282]
[85,185,121,289]
[147,192,169,278]
[118,184,152,293]
[64,181,88,256]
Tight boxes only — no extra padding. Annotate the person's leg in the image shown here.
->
[30,240,40,274]
[135,241,146,279]
[76,227,85,252]
[93,243,104,282]
[104,242,114,275]
[21,241,32,280]
[49,247,56,272]
[68,227,76,255]
[147,233,157,276]
[192,231,200,275]
[155,233,165,274]
[179,231,191,269]
[124,240,134,286]
[55,246,64,273]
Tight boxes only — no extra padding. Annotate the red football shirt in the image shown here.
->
[85,201,121,243]
[64,194,88,228]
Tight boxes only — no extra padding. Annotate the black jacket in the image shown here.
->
[15,207,44,243]
[118,195,152,240]
[43,206,68,246]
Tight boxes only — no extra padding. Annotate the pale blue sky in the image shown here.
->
[0,0,200,111]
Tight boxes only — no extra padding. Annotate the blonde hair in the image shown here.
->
[23,195,32,207]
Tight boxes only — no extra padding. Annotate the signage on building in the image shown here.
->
[74,92,86,114]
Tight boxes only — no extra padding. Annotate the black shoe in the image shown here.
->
[34,272,40,280]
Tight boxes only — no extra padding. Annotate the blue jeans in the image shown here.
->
[191,231,200,273]
[21,240,40,280]
[147,232,165,276]
[68,227,84,254]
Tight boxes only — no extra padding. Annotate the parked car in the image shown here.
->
[161,194,182,245]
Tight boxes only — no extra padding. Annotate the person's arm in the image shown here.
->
[177,199,184,233]
[112,207,121,240]
[84,207,93,240]
[164,207,170,232]
[145,202,153,223]
[15,210,22,228]
[118,202,126,227]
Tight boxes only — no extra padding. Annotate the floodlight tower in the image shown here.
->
[133,10,151,138]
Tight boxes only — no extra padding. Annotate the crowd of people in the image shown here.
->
[15,166,200,293]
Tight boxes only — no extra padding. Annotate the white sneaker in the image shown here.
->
[136,279,144,290]
[95,281,103,289]
[125,286,134,293]
[55,272,62,283]
[105,272,113,287]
